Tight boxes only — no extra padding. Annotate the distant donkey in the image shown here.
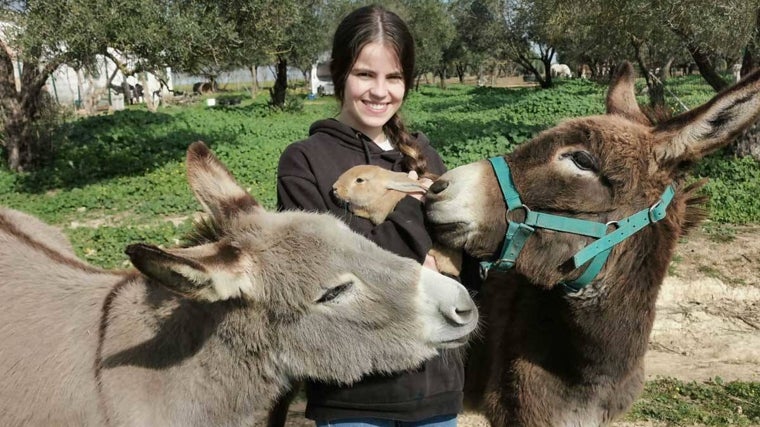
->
[425,62,760,426]
[0,142,478,427]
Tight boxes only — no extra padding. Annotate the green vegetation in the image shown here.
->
[1,76,758,268]
[626,378,760,426]
[702,222,737,243]
[0,77,758,424]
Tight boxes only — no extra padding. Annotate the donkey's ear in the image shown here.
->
[606,62,651,126]
[654,68,760,163]
[126,242,258,302]
[186,141,263,223]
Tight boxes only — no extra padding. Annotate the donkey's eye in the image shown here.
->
[316,281,353,304]
[569,151,598,171]
[355,177,365,184]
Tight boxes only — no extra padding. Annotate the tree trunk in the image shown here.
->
[139,72,157,112]
[632,41,666,111]
[668,24,729,91]
[75,68,86,112]
[3,84,47,171]
[686,42,728,91]
[249,65,259,99]
[726,8,760,158]
[540,57,553,89]
[5,105,30,171]
[455,62,466,83]
[1,59,48,171]
[730,122,760,161]
[269,57,288,108]
[741,9,760,77]
[660,57,674,80]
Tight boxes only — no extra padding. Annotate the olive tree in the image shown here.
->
[402,0,454,89]
[0,0,215,171]
[0,1,102,171]
[659,0,759,91]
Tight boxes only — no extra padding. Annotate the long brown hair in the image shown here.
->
[330,5,432,177]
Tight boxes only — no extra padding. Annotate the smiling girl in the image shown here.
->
[276,5,463,427]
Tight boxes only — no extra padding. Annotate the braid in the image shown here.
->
[385,114,438,180]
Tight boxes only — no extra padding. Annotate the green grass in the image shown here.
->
[625,378,760,426]
[702,222,737,243]
[1,76,758,267]
[668,253,683,277]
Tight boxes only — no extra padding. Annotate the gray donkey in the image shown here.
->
[0,141,478,427]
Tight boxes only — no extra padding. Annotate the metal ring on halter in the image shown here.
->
[605,220,620,232]
[507,205,531,224]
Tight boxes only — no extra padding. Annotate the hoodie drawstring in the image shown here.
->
[360,135,373,166]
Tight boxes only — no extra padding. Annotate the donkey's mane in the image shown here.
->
[182,216,227,246]
[680,178,709,234]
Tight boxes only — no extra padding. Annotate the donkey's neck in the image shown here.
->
[97,274,287,425]
[565,222,679,373]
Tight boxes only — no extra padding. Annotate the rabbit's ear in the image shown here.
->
[385,181,428,193]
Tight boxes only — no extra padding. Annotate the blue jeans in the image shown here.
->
[315,414,457,427]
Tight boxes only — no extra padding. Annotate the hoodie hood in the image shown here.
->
[308,118,408,167]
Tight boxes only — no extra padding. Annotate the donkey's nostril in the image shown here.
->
[442,302,477,326]
[455,307,475,325]
[429,180,449,194]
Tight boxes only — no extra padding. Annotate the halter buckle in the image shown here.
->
[648,200,664,223]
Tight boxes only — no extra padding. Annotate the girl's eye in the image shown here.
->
[316,281,353,304]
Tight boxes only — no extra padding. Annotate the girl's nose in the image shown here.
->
[369,78,388,98]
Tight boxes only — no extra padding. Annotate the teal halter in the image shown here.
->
[481,156,675,293]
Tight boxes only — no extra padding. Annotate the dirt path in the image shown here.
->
[646,225,760,382]
[258,225,760,426]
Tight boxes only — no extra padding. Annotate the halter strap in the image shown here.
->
[481,156,675,292]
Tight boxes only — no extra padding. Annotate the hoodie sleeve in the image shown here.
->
[277,144,330,212]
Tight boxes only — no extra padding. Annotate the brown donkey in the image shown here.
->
[425,63,760,426]
[0,142,478,426]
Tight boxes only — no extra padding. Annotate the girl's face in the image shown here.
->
[338,42,405,142]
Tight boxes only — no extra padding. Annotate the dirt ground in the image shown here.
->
[646,225,760,383]
[255,225,760,427]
